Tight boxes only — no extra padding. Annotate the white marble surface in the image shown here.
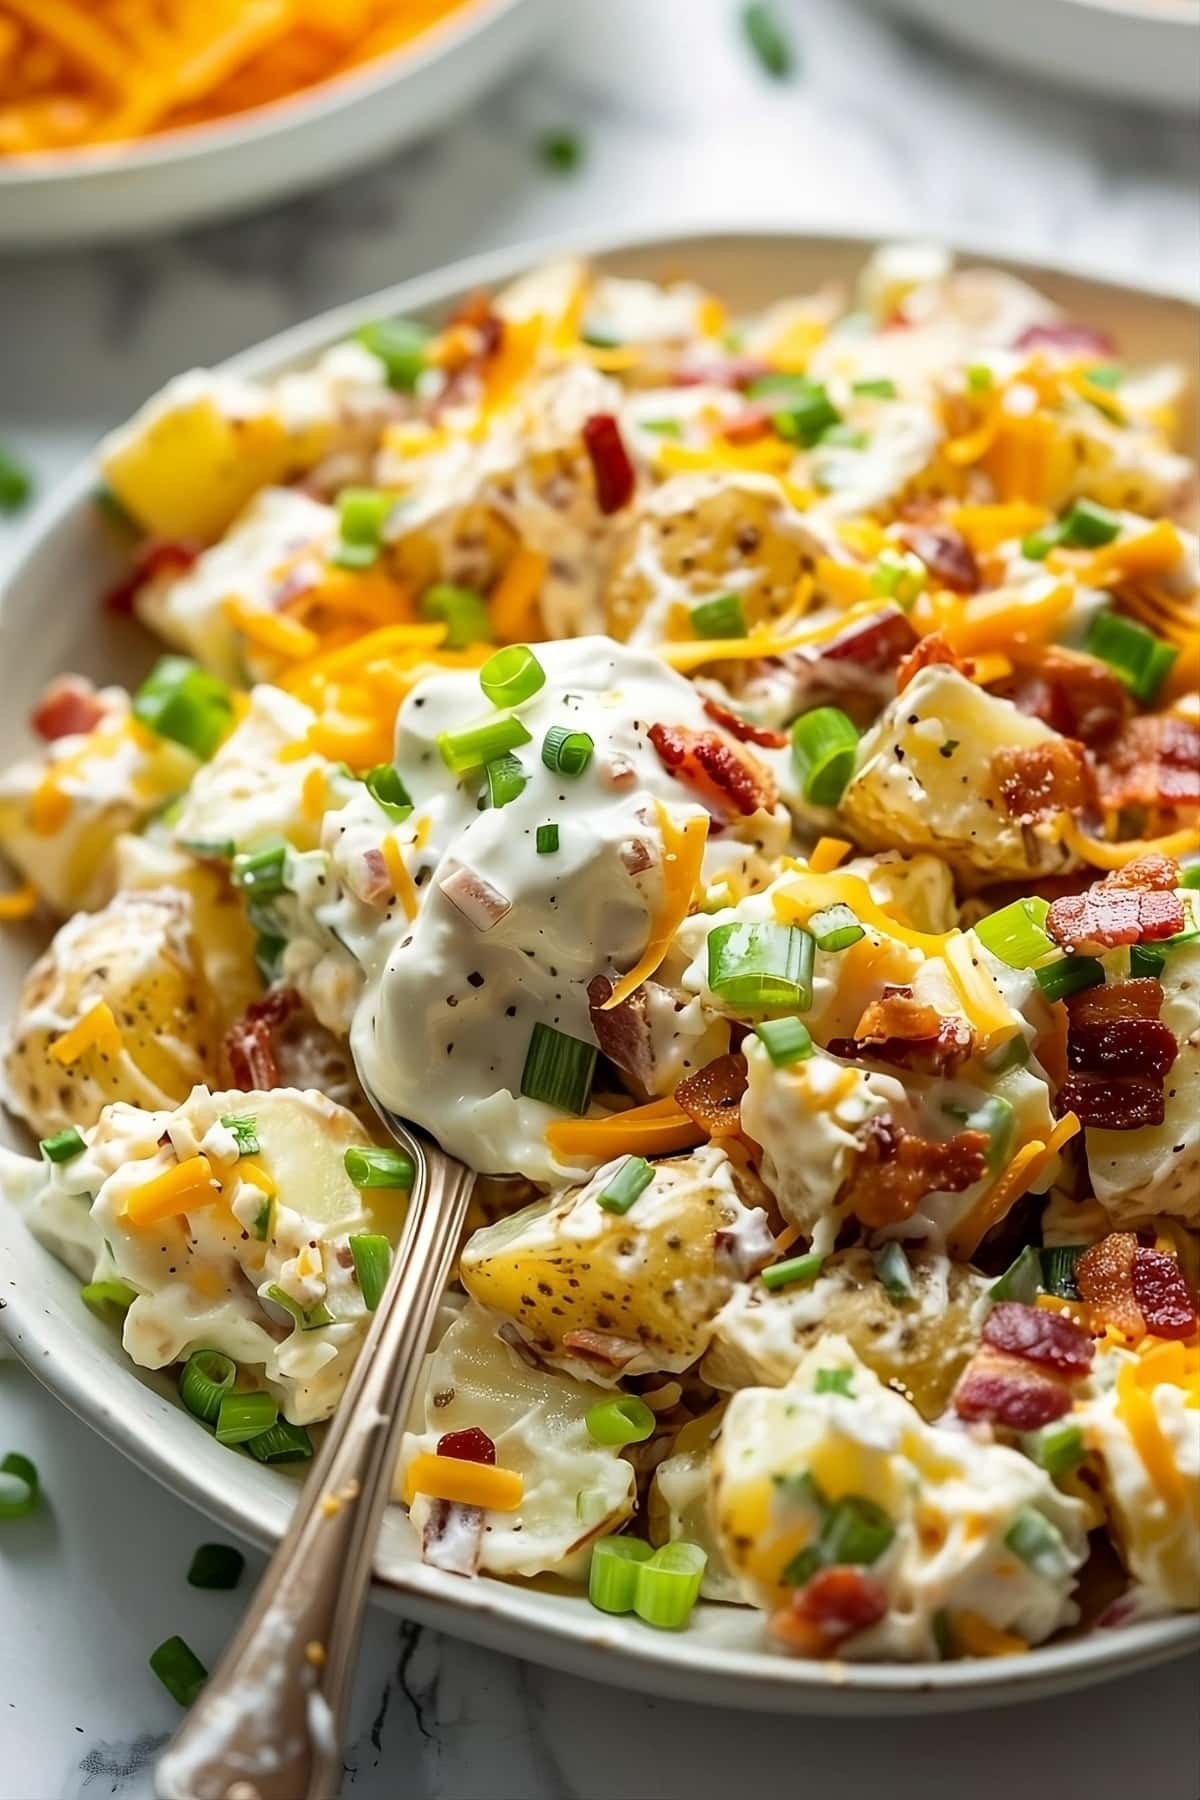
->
[1,2,1199,1795]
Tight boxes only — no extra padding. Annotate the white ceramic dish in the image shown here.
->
[1,225,1198,1714]
[865,0,1200,112]
[0,0,551,252]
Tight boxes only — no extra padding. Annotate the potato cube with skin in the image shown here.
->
[458,1142,775,1383]
[397,1301,635,1579]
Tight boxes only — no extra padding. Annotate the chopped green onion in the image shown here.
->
[246,1419,314,1464]
[942,1095,1015,1171]
[639,417,683,437]
[780,1544,822,1587]
[791,706,859,807]
[264,1285,334,1331]
[770,381,840,448]
[485,752,527,809]
[150,1636,208,1708]
[93,484,139,532]
[479,644,545,709]
[421,583,492,649]
[231,843,286,901]
[754,1016,814,1066]
[852,377,897,399]
[220,1113,260,1156]
[689,591,747,639]
[633,1541,707,1629]
[39,1126,85,1164]
[707,921,814,1015]
[332,487,393,569]
[349,1234,392,1311]
[820,424,869,449]
[178,1349,236,1425]
[870,548,926,607]
[215,1391,279,1446]
[133,657,233,761]
[177,836,235,860]
[814,1367,854,1396]
[254,932,285,985]
[1130,943,1167,979]
[809,902,865,953]
[596,1155,655,1216]
[1004,1507,1069,1579]
[539,127,584,173]
[80,1278,137,1316]
[249,1195,274,1243]
[364,763,413,821]
[187,1544,245,1590]
[355,316,431,392]
[932,1608,952,1659]
[1060,500,1120,548]
[1040,1244,1085,1299]
[762,1251,823,1291]
[821,1495,895,1566]
[983,1032,1031,1073]
[520,1022,597,1114]
[1086,610,1178,705]
[344,1145,415,1190]
[1035,955,1105,1004]
[588,1537,653,1614]
[437,713,531,775]
[741,1,794,77]
[1086,364,1124,391]
[1022,1422,1086,1481]
[0,1451,39,1519]
[1021,526,1062,562]
[536,822,559,855]
[966,363,994,393]
[974,896,1053,969]
[0,445,32,512]
[581,323,622,349]
[873,1241,916,1306]
[989,1245,1043,1305]
[585,1396,656,1446]
[541,725,594,778]
[1180,865,1200,891]
[576,1488,610,1526]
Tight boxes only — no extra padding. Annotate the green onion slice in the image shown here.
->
[539,127,585,173]
[707,921,814,1015]
[246,1419,314,1464]
[541,725,594,778]
[873,1241,916,1306]
[870,549,926,606]
[791,706,859,807]
[753,376,838,446]
[535,822,559,855]
[689,592,746,639]
[576,1488,610,1525]
[1181,865,1200,891]
[1040,1244,1085,1300]
[1021,1422,1086,1481]
[485,752,527,809]
[1086,610,1178,705]
[187,1544,245,1590]
[633,1541,708,1629]
[814,1367,854,1396]
[334,487,393,567]
[479,644,546,709]
[355,316,431,392]
[588,1537,653,1614]
[421,583,492,649]
[264,1284,334,1332]
[39,1126,85,1164]
[364,763,413,821]
[762,1251,823,1291]
[1035,955,1105,1004]
[741,1,794,77]
[80,1278,137,1316]
[852,377,897,398]
[596,1155,654,1216]
[0,445,33,513]
[178,1349,236,1425]
[983,1033,1031,1074]
[585,1396,656,1446]
[520,1022,597,1114]
[754,1016,814,1066]
[344,1145,415,1190]
[149,1636,208,1708]
[1060,499,1120,548]
[809,902,865,953]
[215,1391,279,1446]
[942,1095,1015,1171]
[821,1495,895,1566]
[349,1233,392,1312]
[989,1245,1043,1305]
[231,843,286,901]
[1004,1507,1070,1579]
[0,1451,39,1519]
[132,657,233,761]
[973,896,1052,969]
[249,1195,274,1243]
[220,1113,260,1156]
[438,713,531,775]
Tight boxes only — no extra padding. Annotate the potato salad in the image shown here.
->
[2,244,1197,1660]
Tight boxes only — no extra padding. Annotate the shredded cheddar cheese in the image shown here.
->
[0,882,37,921]
[123,1154,218,1227]
[546,1096,706,1162]
[951,1612,1028,1658]
[1061,817,1199,871]
[489,546,547,644]
[381,833,418,921]
[49,1000,122,1066]
[223,595,318,661]
[806,836,852,874]
[948,1113,1081,1260]
[403,1452,524,1512]
[601,806,708,1010]
[775,868,951,957]
[942,931,1020,1054]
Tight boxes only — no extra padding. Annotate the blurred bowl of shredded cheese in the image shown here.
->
[0,0,553,248]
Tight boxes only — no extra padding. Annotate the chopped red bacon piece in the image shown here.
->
[993,738,1096,823]
[30,675,107,742]
[587,974,656,1096]
[675,1053,747,1138]
[1103,853,1183,893]
[1012,322,1116,356]
[1130,1248,1198,1341]
[741,608,919,722]
[670,355,774,390]
[982,1301,1094,1375]
[821,607,919,675]
[998,649,1130,750]
[702,695,787,749]
[222,988,302,1091]
[894,524,980,595]
[560,1328,643,1370]
[103,537,200,615]
[648,720,777,819]
[437,1427,496,1465]
[954,1347,1073,1429]
[582,413,636,514]
[828,986,974,1076]
[1076,1233,1142,1336]
[770,1567,888,1656]
[1097,715,1200,815]
[1046,885,1185,953]
[839,1115,987,1229]
[1067,976,1164,1027]
[1067,1018,1178,1080]
[720,405,774,446]
[1056,1072,1166,1130]
[896,631,971,693]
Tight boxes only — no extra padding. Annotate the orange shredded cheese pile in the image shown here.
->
[49,1000,122,1066]
[404,1452,524,1512]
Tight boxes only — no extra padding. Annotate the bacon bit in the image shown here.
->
[1068,977,1164,1027]
[1103,852,1183,893]
[993,738,1096,823]
[1097,715,1200,814]
[1056,1072,1166,1130]
[347,846,394,908]
[702,695,787,749]
[582,412,636,514]
[103,537,199,615]
[671,354,774,390]
[1046,885,1185,953]
[1067,1019,1178,1080]
[560,1328,643,1370]
[983,1301,1094,1375]
[1130,1248,1199,1341]
[223,989,302,1091]
[30,675,108,742]
[587,974,655,1094]
[439,865,511,931]
[828,986,974,1076]
[895,524,980,594]
[819,607,918,675]
[437,1427,496,1465]
[1012,322,1116,356]
[421,1499,485,1577]
[1076,1233,1142,1337]
[770,1567,889,1656]
[647,721,777,820]
[998,648,1130,750]
[674,1053,748,1139]
[896,630,970,693]
[720,405,774,445]
[840,1115,987,1229]
[954,1345,1073,1429]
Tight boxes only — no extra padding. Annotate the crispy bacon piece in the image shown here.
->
[1097,715,1200,814]
[1012,322,1116,356]
[720,405,774,446]
[1067,1019,1178,1080]
[582,412,636,514]
[770,1566,889,1656]
[840,1115,987,1229]
[675,1053,747,1138]
[896,630,970,693]
[998,648,1130,750]
[1056,1072,1166,1130]
[102,537,200,615]
[437,1427,496,1464]
[1076,1233,1143,1336]
[1067,977,1164,1027]
[828,986,974,1076]
[954,1346,1073,1429]
[1130,1248,1199,1341]
[993,738,1096,823]
[222,988,302,1091]
[982,1301,1094,1375]
[1046,885,1185,953]
[587,974,655,1095]
[822,606,919,673]
[895,523,980,594]
[30,675,107,742]
[743,607,918,722]
[648,721,777,819]
[702,695,787,749]
[1104,853,1183,893]
[560,1328,643,1371]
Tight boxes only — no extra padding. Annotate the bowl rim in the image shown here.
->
[0,0,527,188]
[2,220,1198,1711]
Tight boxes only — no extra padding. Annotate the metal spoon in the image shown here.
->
[157,1096,476,1800]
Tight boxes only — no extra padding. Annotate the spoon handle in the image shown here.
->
[157,1146,475,1800]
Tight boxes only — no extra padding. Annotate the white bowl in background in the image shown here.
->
[0,0,552,252]
[1,225,1197,1713]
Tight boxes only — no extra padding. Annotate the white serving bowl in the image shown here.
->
[1,225,1197,1713]
[0,0,552,251]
